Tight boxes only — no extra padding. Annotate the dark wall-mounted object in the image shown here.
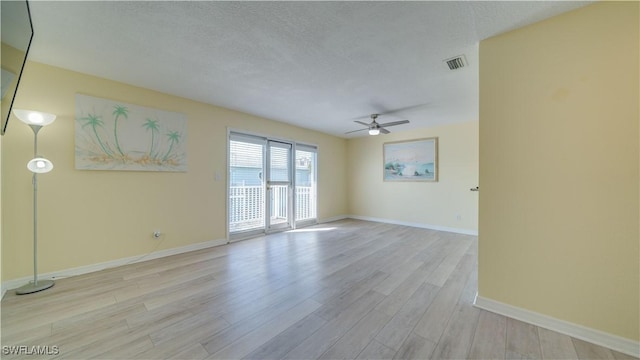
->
[1,0,34,135]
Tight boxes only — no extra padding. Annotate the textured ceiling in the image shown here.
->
[27,1,591,138]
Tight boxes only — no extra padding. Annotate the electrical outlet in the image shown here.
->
[456,214,462,221]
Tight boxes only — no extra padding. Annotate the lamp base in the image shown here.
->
[15,280,54,295]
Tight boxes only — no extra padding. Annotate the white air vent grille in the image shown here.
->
[444,55,466,70]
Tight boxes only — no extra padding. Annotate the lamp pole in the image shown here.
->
[31,125,41,287]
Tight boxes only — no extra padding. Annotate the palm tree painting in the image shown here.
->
[163,131,181,162]
[112,105,129,158]
[79,113,113,158]
[142,118,160,158]
[75,94,187,171]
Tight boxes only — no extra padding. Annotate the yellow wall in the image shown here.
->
[479,1,639,341]
[1,61,348,281]
[347,121,478,233]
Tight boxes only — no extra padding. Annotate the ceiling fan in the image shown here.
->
[345,114,410,136]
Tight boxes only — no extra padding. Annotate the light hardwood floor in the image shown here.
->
[1,219,636,359]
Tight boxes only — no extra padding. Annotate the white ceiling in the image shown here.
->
[27,1,590,138]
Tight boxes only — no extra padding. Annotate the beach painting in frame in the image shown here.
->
[75,94,187,172]
[383,137,438,182]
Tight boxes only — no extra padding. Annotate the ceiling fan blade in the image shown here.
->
[379,127,390,134]
[378,120,409,127]
[354,120,371,126]
[344,128,368,134]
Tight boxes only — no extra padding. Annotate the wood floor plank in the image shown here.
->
[0,220,627,360]
[314,270,389,321]
[1,294,118,337]
[282,290,386,360]
[538,327,579,359]
[133,315,230,359]
[373,260,424,296]
[376,233,435,275]
[468,310,507,359]
[318,310,391,360]
[209,298,322,359]
[201,287,317,355]
[375,282,440,351]
[506,318,543,359]
[611,350,640,360]
[140,275,218,311]
[90,334,155,359]
[572,338,615,359]
[374,268,431,317]
[218,279,320,325]
[425,236,472,287]
[148,313,230,346]
[430,300,481,359]
[319,243,397,291]
[356,339,398,360]
[430,264,481,359]
[48,320,137,359]
[412,253,475,342]
[126,303,197,335]
[243,314,327,360]
[52,300,146,334]
[168,343,210,360]
[0,322,52,346]
[181,275,304,322]
[393,332,437,360]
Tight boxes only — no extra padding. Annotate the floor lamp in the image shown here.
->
[13,109,56,295]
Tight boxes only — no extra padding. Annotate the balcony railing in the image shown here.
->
[295,186,315,221]
[229,185,315,233]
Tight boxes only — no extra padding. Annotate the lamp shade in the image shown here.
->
[368,128,380,136]
[13,109,56,126]
[27,157,54,173]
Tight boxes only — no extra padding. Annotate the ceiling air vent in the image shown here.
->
[444,55,466,70]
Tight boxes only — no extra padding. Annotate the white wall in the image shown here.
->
[347,121,478,234]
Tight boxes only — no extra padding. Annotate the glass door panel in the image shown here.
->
[229,137,265,235]
[266,141,292,231]
[295,146,317,223]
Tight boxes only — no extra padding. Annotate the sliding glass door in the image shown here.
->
[228,131,317,239]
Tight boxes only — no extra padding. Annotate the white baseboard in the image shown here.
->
[1,238,228,298]
[348,215,478,236]
[473,294,640,357]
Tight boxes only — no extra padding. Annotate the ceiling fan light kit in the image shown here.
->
[346,113,410,136]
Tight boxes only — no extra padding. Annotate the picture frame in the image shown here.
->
[75,94,188,172]
[383,137,438,182]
